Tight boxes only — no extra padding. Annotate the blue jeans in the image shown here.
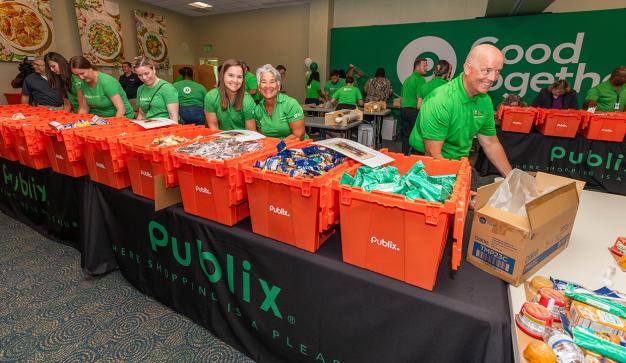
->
[304,98,320,105]
[179,106,206,126]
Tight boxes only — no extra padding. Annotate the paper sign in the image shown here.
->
[214,130,266,142]
[131,118,177,129]
[313,138,394,168]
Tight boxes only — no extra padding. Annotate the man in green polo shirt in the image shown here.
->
[243,62,260,103]
[583,66,626,112]
[400,58,428,155]
[325,70,345,99]
[410,44,512,177]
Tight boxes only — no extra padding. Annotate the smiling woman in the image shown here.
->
[253,64,307,140]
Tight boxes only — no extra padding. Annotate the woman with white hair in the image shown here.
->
[253,64,307,140]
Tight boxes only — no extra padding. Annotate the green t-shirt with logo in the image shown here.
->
[401,72,426,108]
[325,79,345,98]
[173,79,207,107]
[136,79,179,120]
[332,85,363,106]
[245,71,260,102]
[584,80,626,112]
[409,75,496,160]
[419,77,448,100]
[67,74,82,111]
[305,79,321,99]
[204,88,256,130]
[80,72,133,118]
[254,93,308,139]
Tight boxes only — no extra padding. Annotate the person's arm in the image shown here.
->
[167,102,179,122]
[423,139,445,159]
[285,119,305,141]
[63,98,71,112]
[356,88,364,107]
[317,89,327,102]
[21,94,29,105]
[76,89,89,114]
[245,119,257,131]
[205,112,219,129]
[565,91,579,109]
[417,98,423,109]
[21,78,30,104]
[109,94,127,117]
[136,108,146,120]
[477,134,512,177]
[583,87,599,109]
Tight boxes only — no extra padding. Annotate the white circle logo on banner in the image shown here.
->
[397,36,457,83]
[183,86,192,94]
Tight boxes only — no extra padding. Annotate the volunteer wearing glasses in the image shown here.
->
[21,56,65,109]
[253,64,307,140]
[409,44,512,177]
[133,56,179,121]
[70,56,134,118]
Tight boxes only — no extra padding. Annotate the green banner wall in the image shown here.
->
[330,8,626,108]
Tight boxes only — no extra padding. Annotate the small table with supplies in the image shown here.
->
[304,116,362,140]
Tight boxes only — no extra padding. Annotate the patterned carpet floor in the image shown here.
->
[0,211,254,363]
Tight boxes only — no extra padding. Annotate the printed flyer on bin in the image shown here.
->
[313,138,393,167]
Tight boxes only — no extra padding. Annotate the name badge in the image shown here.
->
[615,102,620,110]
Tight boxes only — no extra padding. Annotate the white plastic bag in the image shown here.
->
[486,169,540,216]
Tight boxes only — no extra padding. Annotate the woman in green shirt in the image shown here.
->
[69,56,134,118]
[174,67,207,125]
[254,64,306,140]
[132,56,179,121]
[204,59,256,131]
[304,71,326,105]
[44,52,82,112]
[331,77,363,110]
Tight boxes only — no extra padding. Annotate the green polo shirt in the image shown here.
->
[584,80,626,112]
[80,72,133,118]
[245,71,259,102]
[401,71,426,108]
[419,77,448,100]
[67,74,82,111]
[204,88,256,130]
[173,80,207,107]
[325,79,345,98]
[409,75,496,160]
[137,79,179,120]
[254,93,308,139]
[332,85,362,106]
[305,79,321,99]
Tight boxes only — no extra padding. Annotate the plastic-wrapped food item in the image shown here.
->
[569,301,626,337]
[564,284,626,319]
[523,341,557,363]
[340,160,457,203]
[253,142,346,178]
[48,116,109,131]
[573,326,626,362]
[516,302,553,339]
[175,137,263,161]
[152,135,203,147]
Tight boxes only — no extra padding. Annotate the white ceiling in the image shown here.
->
[138,0,311,17]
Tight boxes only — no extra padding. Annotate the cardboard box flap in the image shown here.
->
[535,172,585,196]
[525,182,579,230]
[478,205,531,231]
[476,181,502,210]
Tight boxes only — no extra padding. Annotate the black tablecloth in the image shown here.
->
[88,184,512,363]
[476,127,626,195]
[0,158,513,363]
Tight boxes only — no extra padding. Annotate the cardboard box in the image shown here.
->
[324,109,362,126]
[467,172,585,286]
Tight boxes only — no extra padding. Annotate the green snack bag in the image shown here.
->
[353,166,371,187]
[564,284,626,318]
[405,189,423,200]
[340,172,355,186]
[428,174,457,185]
[407,160,425,175]
[361,174,380,192]
[572,326,626,362]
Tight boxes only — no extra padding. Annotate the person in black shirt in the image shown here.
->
[119,61,142,99]
[21,56,64,109]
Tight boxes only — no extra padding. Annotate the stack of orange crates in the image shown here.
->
[3,116,53,169]
[74,123,148,188]
[535,109,586,138]
[119,125,218,199]
[579,112,626,142]
[242,140,351,252]
[333,151,471,291]
[498,106,539,133]
[171,136,287,226]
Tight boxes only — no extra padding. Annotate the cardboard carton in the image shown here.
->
[467,172,585,286]
[324,109,362,126]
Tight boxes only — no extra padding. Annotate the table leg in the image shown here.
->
[374,116,383,149]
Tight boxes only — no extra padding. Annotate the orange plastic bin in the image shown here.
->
[171,136,286,226]
[580,112,626,142]
[75,124,146,188]
[334,151,471,291]
[498,106,538,133]
[120,125,218,199]
[0,118,20,161]
[242,140,349,252]
[4,117,51,169]
[535,109,585,138]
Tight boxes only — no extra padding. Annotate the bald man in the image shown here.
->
[409,44,512,177]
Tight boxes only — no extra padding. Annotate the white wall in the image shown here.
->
[546,0,626,13]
